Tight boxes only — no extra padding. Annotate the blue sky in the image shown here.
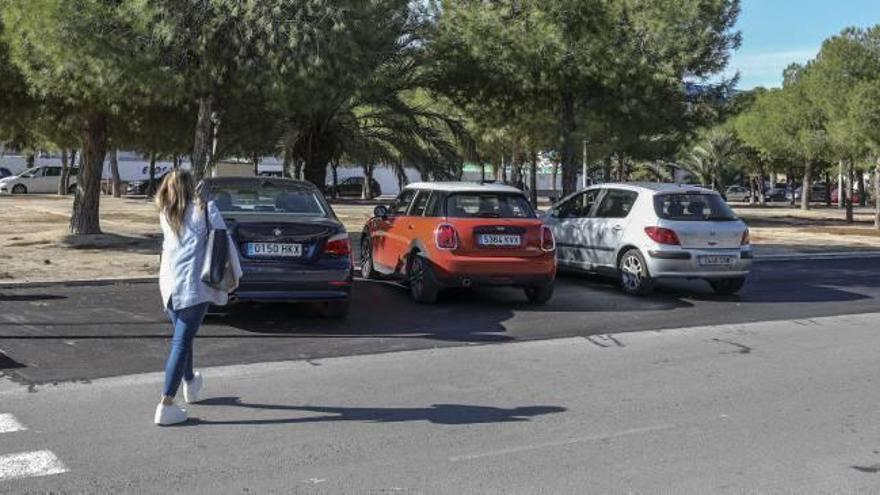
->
[724,0,880,89]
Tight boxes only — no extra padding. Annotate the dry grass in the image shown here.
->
[0,195,877,284]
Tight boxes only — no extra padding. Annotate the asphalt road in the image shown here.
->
[2,313,879,493]
[0,257,877,387]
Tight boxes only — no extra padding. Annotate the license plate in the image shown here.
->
[699,255,734,266]
[247,242,302,257]
[478,234,521,247]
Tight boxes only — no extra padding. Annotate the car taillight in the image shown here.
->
[644,227,680,246]
[325,233,352,257]
[435,224,458,250]
[741,229,750,246]
[540,225,555,251]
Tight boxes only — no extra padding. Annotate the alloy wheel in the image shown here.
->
[620,254,644,292]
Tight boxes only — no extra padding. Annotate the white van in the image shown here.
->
[0,166,78,194]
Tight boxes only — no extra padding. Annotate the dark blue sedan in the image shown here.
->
[203,177,353,318]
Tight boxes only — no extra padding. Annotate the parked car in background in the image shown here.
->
[725,185,751,202]
[0,165,77,194]
[203,177,353,317]
[360,182,556,304]
[326,177,382,199]
[0,167,12,179]
[126,174,168,196]
[831,187,865,205]
[765,183,790,202]
[788,185,828,203]
[545,183,752,296]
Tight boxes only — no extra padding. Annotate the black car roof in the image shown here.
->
[202,176,318,190]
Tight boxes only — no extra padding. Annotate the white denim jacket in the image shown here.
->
[159,201,241,310]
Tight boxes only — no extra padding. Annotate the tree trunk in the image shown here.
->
[191,93,214,182]
[874,159,880,229]
[748,177,756,205]
[800,162,811,210]
[70,112,108,235]
[845,161,854,223]
[362,164,374,199]
[857,171,866,207]
[602,156,612,184]
[756,166,766,205]
[551,161,558,192]
[173,155,180,169]
[109,149,121,198]
[824,173,831,207]
[330,159,339,198]
[559,92,578,196]
[25,153,34,169]
[58,150,69,195]
[251,153,260,177]
[511,139,522,189]
[529,151,538,208]
[147,153,157,196]
[838,161,845,209]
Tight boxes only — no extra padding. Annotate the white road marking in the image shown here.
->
[0,450,68,481]
[0,413,26,434]
[448,424,676,462]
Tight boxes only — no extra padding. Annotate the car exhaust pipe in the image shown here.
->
[461,278,472,288]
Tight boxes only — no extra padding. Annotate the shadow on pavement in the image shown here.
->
[191,396,567,426]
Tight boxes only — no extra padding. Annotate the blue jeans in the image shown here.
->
[163,302,208,397]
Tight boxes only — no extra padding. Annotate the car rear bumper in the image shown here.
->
[430,253,556,288]
[645,247,752,279]
[233,262,353,302]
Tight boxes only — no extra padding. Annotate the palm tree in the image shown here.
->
[680,128,740,191]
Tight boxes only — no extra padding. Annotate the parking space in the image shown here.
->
[0,257,878,386]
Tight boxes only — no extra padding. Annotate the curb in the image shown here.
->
[753,251,880,262]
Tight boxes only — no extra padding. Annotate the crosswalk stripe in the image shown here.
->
[0,414,26,434]
[0,450,68,481]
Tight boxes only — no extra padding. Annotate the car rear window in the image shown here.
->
[208,184,328,216]
[654,193,737,221]
[445,193,534,218]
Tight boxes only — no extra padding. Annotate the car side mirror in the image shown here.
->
[374,205,389,219]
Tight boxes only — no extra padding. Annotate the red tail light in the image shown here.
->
[541,225,555,251]
[741,229,750,246]
[435,224,458,250]
[644,227,680,246]
[325,233,352,256]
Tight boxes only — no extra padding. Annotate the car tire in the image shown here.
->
[524,283,554,305]
[408,254,439,304]
[322,299,350,319]
[708,277,746,295]
[360,237,379,280]
[618,249,655,296]
[11,184,26,194]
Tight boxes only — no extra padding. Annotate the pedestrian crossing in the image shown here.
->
[0,413,68,482]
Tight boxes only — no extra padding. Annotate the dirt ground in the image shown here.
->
[1,195,877,284]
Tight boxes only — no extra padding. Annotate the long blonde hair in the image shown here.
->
[155,170,200,236]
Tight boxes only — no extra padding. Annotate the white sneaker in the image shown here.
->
[183,372,203,404]
[154,402,187,426]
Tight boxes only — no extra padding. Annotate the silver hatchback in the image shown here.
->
[544,183,752,295]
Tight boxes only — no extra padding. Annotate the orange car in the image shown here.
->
[360,182,556,304]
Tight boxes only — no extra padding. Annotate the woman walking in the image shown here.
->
[153,170,240,425]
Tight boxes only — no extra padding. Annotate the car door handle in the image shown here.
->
[612,225,624,231]
[408,225,414,230]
